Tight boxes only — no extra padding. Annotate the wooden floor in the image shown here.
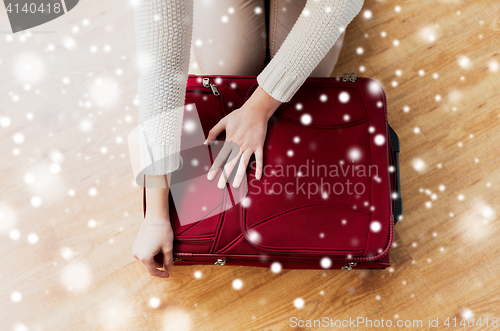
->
[1,0,500,330]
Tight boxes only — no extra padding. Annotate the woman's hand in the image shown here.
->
[133,174,173,278]
[204,86,282,189]
[132,211,174,278]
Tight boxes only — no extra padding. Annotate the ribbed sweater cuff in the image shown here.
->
[139,133,183,177]
[257,61,308,103]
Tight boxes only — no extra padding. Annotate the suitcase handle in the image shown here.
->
[388,125,403,224]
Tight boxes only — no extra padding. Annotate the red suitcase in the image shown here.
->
[142,72,402,270]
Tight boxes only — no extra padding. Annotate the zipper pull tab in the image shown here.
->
[202,77,220,96]
[203,78,210,88]
[210,84,220,96]
[214,258,227,265]
[342,72,357,82]
[342,262,357,270]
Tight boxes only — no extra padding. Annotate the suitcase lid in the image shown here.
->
[165,75,395,263]
[234,76,394,261]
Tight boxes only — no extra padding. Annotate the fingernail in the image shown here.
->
[218,182,225,189]
[203,139,209,145]
[207,172,213,180]
[233,181,239,188]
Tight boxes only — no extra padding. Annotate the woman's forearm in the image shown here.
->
[145,174,171,219]
[133,0,193,176]
[246,86,283,120]
[256,0,364,103]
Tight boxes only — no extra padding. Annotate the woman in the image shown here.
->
[132,0,364,278]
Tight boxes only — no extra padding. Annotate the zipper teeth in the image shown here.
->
[358,77,388,119]
[175,253,359,262]
[190,75,358,86]
[221,80,245,97]
[351,217,394,262]
[186,86,214,91]
[175,239,214,242]
[174,254,390,267]
[350,76,393,262]
[190,74,358,80]
[174,240,214,244]
[186,89,215,94]
[174,238,214,242]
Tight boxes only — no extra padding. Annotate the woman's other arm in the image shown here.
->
[257,0,365,103]
[205,0,364,188]
[131,0,193,278]
[132,174,174,278]
[133,0,193,176]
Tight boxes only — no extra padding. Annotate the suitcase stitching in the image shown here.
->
[352,78,393,261]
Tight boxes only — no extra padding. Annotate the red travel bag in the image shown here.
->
[142,72,402,270]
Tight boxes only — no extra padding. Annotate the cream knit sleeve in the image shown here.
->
[132,0,193,176]
[257,0,365,103]
[132,0,363,177]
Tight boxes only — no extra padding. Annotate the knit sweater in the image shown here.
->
[133,0,364,177]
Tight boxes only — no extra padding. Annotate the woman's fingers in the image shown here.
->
[162,248,173,273]
[207,141,233,180]
[142,255,170,278]
[217,147,242,189]
[254,147,264,180]
[232,149,253,188]
[153,255,164,269]
[204,118,227,146]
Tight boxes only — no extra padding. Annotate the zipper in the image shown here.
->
[172,252,378,268]
[186,87,214,94]
[357,75,387,121]
[173,254,383,270]
[190,73,358,83]
[174,237,215,244]
[174,239,214,244]
[192,74,359,98]
[301,73,357,86]
[173,253,354,261]
[173,254,368,270]
[346,71,395,263]
[202,77,220,96]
